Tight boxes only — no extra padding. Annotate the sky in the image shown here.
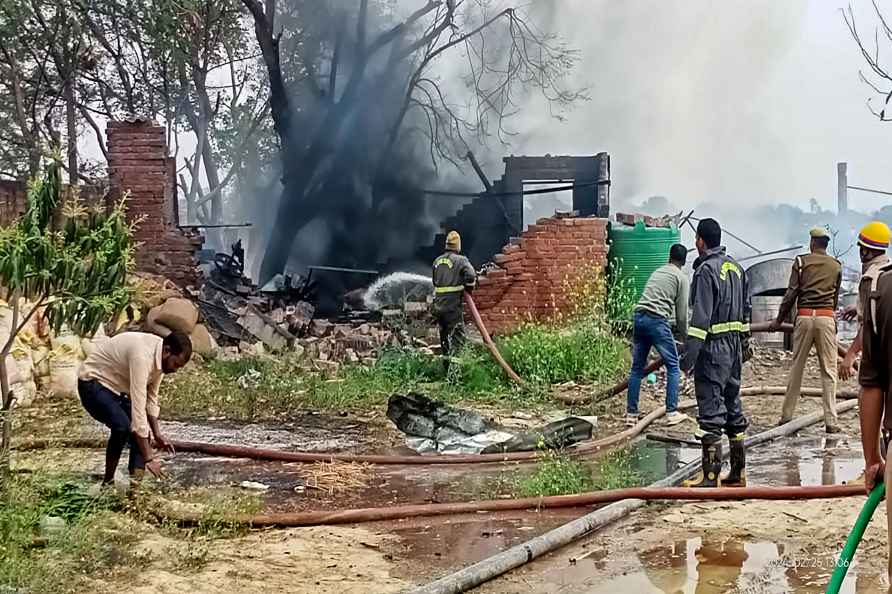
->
[506,0,892,214]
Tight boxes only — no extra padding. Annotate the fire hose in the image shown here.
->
[17,399,698,465]
[409,398,861,594]
[557,321,851,405]
[157,400,859,531]
[17,388,849,466]
[463,293,525,386]
[164,483,864,528]
[826,483,885,594]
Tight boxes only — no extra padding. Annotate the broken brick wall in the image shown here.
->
[469,215,608,335]
[107,120,203,288]
[0,121,202,288]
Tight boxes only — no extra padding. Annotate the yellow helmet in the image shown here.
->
[445,230,461,252]
[858,221,891,250]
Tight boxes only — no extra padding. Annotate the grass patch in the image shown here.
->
[592,449,643,490]
[516,449,594,497]
[516,447,643,498]
[163,315,628,420]
[0,473,144,593]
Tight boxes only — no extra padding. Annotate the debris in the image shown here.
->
[237,368,262,389]
[239,481,270,491]
[238,306,295,352]
[296,461,372,495]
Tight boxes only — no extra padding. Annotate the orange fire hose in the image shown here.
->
[464,293,525,385]
[17,399,695,464]
[163,484,864,528]
[558,321,850,405]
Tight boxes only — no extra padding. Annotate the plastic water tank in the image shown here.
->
[608,220,682,300]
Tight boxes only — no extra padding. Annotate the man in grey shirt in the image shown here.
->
[625,243,690,427]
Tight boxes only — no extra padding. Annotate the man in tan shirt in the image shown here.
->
[771,227,842,432]
[78,331,192,484]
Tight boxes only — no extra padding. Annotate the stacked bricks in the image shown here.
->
[0,180,27,226]
[107,120,203,288]
[1,180,107,227]
[470,214,608,335]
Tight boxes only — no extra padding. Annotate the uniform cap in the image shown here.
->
[858,221,891,250]
[445,230,461,251]
[809,226,830,239]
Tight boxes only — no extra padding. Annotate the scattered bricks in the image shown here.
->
[503,244,522,254]
[493,251,525,265]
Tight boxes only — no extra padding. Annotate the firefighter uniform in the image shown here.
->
[432,231,476,360]
[681,246,750,488]
[776,228,843,430]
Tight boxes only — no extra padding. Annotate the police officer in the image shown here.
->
[432,231,477,370]
[771,227,842,432]
[681,218,750,488]
[840,221,892,381]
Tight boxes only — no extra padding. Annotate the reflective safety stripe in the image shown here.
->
[709,321,749,334]
[435,285,465,294]
[434,257,454,269]
[688,327,708,340]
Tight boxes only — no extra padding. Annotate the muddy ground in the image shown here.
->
[11,347,884,593]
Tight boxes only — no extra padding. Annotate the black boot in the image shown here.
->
[683,440,722,488]
[721,433,746,487]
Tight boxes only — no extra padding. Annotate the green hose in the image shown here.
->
[826,482,885,594]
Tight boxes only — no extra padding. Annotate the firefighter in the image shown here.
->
[681,218,750,488]
[853,225,892,585]
[771,227,843,432]
[839,221,892,382]
[431,231,477,370]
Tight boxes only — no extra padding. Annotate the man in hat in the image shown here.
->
[770,226,842,432]
[840,221,892,382]
[431,231,477,370]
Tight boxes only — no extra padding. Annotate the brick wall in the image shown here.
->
[107,120,203,287]
[470,214,608,335]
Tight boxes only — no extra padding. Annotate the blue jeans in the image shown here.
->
[626,311,680,415]
[78,379,145,479]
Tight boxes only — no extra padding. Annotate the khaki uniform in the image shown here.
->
[777,252,842,426]
[431,251,476,357]
[856,258,892,583]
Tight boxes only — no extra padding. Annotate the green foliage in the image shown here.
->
[605,260,638,335]
[0,159,134,337]
[0,473,141,593]
[517,449,594,497]
[494,321,627,386]
[516,447,642,498]
[592,449,643,490]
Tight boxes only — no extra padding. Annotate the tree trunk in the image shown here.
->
[0,297,20,478]
[64,76,79,184]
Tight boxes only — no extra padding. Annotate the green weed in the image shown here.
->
[592,449,643,490]
[516,449,594,497]
[0,473,142,593]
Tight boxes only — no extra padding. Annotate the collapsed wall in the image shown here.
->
[0,121,203,289]
[107,120,203,288]
[470,214,608,335]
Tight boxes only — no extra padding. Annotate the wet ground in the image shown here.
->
[12,346,884,594]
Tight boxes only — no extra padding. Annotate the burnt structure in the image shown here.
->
[415,153,611,269]
[0,120,203,288]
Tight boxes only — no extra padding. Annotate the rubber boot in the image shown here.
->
[683,440,722,488]
[721,433,746,487]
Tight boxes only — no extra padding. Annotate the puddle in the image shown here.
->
[527,537,880,594]
[584,536,885,594]
[628,434,863,487]
[385,510,585,577]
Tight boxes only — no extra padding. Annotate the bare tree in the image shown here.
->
[844,1,892,121]
[242,0,585,282]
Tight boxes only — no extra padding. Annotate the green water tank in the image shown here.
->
[608,220,682,300]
